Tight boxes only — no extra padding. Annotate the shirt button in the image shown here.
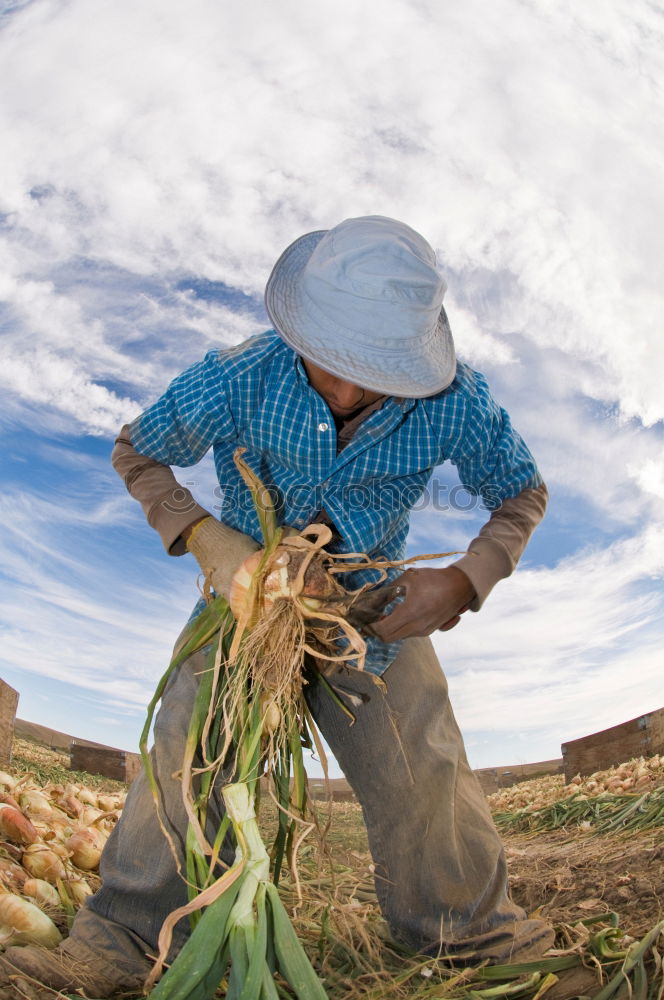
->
[317,422,329,432]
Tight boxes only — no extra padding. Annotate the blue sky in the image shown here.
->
[0,0,662,776]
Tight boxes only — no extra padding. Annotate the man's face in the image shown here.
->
[301,359,384,418]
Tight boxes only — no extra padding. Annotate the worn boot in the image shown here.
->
[428,917,555,964]
[0,938,149,999]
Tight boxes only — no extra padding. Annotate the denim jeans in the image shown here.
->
[71,629,552,974]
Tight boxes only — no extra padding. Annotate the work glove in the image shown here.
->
[363,566,476,642]
[186,517,260,603]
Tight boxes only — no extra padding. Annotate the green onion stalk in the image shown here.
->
[492,786,664,837]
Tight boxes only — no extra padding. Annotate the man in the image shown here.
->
[1,216,578,997]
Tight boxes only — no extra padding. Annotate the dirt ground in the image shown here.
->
[504,826,663,939]
[303,799,663,944]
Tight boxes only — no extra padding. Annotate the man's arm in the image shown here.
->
[111,426,209,555]
[453,482,549,610]
[370,367,548,642]
[111,348,245,554]
[112,426,259,600]
[369,483,547,641]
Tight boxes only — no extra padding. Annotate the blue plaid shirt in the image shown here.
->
[130,331,542,675]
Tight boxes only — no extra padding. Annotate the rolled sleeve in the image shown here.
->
[112,428,210,555]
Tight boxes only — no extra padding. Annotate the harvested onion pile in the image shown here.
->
[487,754,663,814]
[0,768,124,949]
[568,754,662,796]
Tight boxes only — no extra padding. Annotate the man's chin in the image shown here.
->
[330,405,363,418]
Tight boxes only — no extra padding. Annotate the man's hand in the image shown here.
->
[366,565,476,643]
[185,517,260,602]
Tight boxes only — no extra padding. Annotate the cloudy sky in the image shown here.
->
[1,0,662,776]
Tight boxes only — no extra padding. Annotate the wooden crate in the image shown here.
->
[308,781,356,802]
[474,759,564,795]
[124,753,142,783]
[0,679,19,766]
[70,742,141,783]
[561,708,664,782]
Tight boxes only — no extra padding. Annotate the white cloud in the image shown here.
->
[628,458,664,502]
[444,303,516,369]
[0,479,199,722]
[437,523,664,763]
[0,249,265,433]
[0,0,662,431]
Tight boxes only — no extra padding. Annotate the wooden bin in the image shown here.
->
[561,708,664,782]
[0,678,19,766]
[474,758,564,795]
[70,742,142,783]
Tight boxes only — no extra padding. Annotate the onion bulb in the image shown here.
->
[229,545,343,620]
[0,857,28,891]
[65,828,107,870]
[76,787,98,807]
[0,793,21,811]
[50,787,84,819]
[96,794,120,813]
[18,790,55,822]
[0,803,39,845]
[23,878,61,909]
[45,838,72,860]
[0,892,62,948]
[79,805,103,826]
[46,816,76,843]
[260,696,281,734]
[66,878,93,905]
[22,844,67,883]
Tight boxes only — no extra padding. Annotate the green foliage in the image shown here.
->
[493,787,664,836]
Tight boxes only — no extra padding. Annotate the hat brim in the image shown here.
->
[265,230,456,398]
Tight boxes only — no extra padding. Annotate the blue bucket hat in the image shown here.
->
[264,215,456,398]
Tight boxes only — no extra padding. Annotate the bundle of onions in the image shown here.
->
[0,770,117,950]
[141,453,348,999]
[141,449,452,999]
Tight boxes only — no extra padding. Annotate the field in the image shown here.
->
[2,738,663,999]
[261,783,664,999]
